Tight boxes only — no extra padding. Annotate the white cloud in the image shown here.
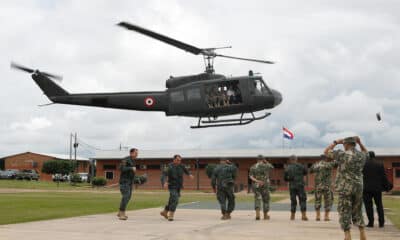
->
[10,117,52,131]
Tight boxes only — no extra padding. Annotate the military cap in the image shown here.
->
[257,154,265,160]
[343,137,356,144]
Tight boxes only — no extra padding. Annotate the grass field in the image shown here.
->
[0,179,92,190]
[383,196,400,229]
[0,191,285,225]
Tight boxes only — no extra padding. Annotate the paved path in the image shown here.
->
[1,206,399,240]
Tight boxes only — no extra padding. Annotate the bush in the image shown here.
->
[70,173,82,184]
[91,177,107,187]
[390,190,400,196]
[205,164,217,179]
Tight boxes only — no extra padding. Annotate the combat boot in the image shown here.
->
[255,209,261,220]
[167,211,174,221]
[226,212,231,220]
[118,211,128,220]
[324,210,330,221]
[290,212,295,220]
[316,209,321,221]
[160,209,168,219]
[221,213,227,220]
[263,211,270,220]
[359,227,366,240]
[344,230,352,240]
[301,211,308,221]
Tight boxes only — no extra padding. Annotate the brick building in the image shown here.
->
[1,152,90,181]
[94,148,400,191]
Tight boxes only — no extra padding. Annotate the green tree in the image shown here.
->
[42,160,75,185]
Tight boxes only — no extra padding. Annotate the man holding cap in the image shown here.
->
[324,136,368,240]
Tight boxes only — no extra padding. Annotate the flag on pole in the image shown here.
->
[283,127,294,140]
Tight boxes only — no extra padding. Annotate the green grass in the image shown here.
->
[383,196,400,229]
[0,191,285,225]
[0,180,92,190]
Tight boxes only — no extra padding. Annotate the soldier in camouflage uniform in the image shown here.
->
[310,154,336,221]
[117,148,137,220]
[325,136,368,240]
[160,154,194,221]
[212,158,238,220]
[249,155,274,220]
[284,155,308,221]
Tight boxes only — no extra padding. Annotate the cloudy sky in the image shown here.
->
[1,0,399,157]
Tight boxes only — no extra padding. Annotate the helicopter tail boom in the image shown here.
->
[32,73,69,100]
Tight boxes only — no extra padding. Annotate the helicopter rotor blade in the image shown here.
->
[10,62,63,82]
[117,21,202,55]
[215,54,274,64]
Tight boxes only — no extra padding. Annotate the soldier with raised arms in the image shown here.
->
[324,136,368,240]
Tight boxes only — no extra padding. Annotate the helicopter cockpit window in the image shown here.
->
[205,80,242,109]
[252,79,268,95]
[170,91,185,102]
[186,88,201,100]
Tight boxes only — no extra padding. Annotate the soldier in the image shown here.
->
[212,158,238,220]
[160,154,194,221]
[249,155,274,220]
[117,148,137,220]
[310,154,336,221]
[284,155,308,221]
[324,136,368,240]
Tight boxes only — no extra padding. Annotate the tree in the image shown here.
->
[42,160,75,185]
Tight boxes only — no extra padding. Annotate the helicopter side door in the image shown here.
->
[167,85,204,116]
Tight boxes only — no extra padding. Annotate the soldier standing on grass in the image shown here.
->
[160,154,194,221]
[284,155,308,221]
[249,155,274,220]
[324,136,368,240]
[212,158,238,220]
[310,154,336,221]
[117,148,137,221]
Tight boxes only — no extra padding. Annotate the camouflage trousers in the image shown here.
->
[253,185,270,212]
[314,188,333,211]
[337,185,365,231]
[217,186,235,214]
[119,182,133,211]
[165,188,181,212]
[289,186,307,212]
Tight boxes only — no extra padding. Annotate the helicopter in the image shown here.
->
[11,21,282,128]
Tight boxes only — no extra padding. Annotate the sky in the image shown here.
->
[1,0,399,157]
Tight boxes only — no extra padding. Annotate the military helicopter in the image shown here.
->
[11,21,282,128]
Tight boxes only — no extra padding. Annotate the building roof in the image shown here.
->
[94,147,400,160]
[1,152,90,161]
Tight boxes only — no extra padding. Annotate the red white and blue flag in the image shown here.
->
[283,127,294,140]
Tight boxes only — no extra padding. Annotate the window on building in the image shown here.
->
[392,162,400,168]
[140,164,147,170]
[147,164,161,170]
[273,163,284,169]
[32,161,38,168]
[104,165,116,170]
[395,169,400,178]
[196,163,207,169]
[105,171,114,180]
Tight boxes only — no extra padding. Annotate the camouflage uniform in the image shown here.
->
[284,163,307,212]
[212,163,237,215]
[249,162,274,212]
[119,156,135,211]
[163,163,191,212]
[327,149,368,231]
[310,160,336,211]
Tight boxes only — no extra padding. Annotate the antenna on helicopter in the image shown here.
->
[117,22,274,73]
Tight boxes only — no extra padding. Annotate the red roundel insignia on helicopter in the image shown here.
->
[144,97,155,107]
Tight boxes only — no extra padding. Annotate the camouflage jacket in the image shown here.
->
[211,163,237,189]
[284,163,307,189]
[163,163,191,189]
[249,162,274,187]
[119,156,135,184]
[327,149,368,192]
[310,160,336,190]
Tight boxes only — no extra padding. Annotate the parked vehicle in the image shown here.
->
[16,169,40,180]
[52,174,69,182]
[78,173,89,182]
[0,169,19,179]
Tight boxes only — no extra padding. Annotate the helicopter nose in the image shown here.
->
[271,89,282,107]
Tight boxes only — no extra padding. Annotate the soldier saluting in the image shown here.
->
[310,154,336,221]
[249,155,274,220]
[117,148,138,220]
[324,136,368,240]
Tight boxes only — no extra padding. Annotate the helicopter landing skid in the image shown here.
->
[190,112,271,129]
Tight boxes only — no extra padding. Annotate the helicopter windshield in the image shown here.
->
[252,78,269,95]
